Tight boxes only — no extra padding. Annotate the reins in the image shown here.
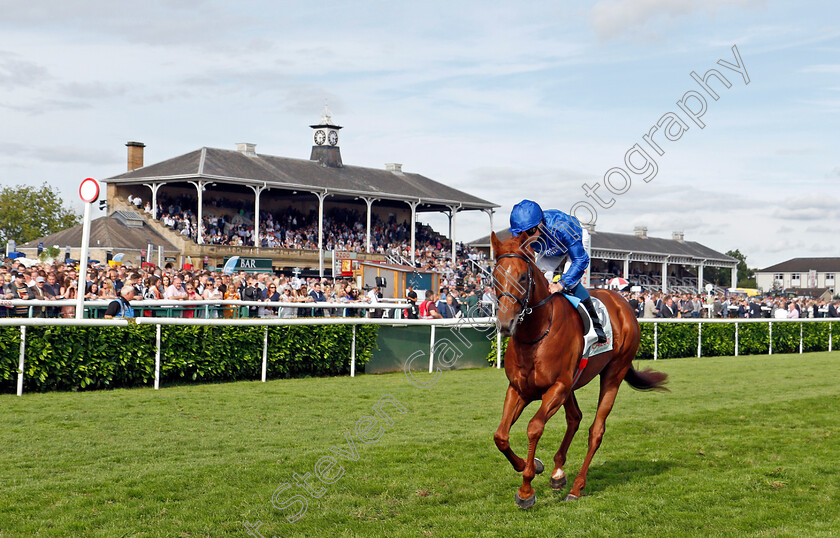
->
[494,253,558,345]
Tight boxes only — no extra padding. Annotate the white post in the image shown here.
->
[731,265,738,289]
[623,256,630,280]
[830,322,833,353]
[351,325,357,378]
[364,198,375,254]
[158,245,163,267]
[154,324,162,390]
[496,325,502,369]
[735,322,739,357]
[316,191,328,278]
[697,262,705,294]
[449,205,460,264]
[799,323,803,354]
[143,182,162,220]
[661,258,669,295]
[248,183,267,248]
[17,325,25,397]
[188,180,207,244]
[76,199,94,319]
[408,201,419,265]
[262,327,268,382]
[428,325,436,373]
[487,209,495,260]
[769,321,773,355]
[654,322,658,360]
[697,322,702,358]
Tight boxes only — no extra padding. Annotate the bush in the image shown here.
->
[486,320,839,364]
[0,325,378,394]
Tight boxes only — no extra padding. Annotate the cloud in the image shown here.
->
[0,99,91,115]
[771,193,840,220]
[0,142,118,165]
[0,51,49,88]
[589,0,765,41]
[801,64,840,74]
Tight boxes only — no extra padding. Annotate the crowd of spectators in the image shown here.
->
[620,291,840,319]
[1,260,396,319]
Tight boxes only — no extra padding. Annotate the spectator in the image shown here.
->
[103,286,135,319]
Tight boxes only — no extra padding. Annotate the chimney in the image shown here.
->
[236,142,257,156]
[672,231,684,242]
[385,163,403,174]
[581,222,595,233]
[126,141,145,172]
[634,225,648,238]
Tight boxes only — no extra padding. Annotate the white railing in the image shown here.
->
[638,317,836,360]
[2,315,498,397]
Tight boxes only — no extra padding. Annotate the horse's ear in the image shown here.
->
[490,231,503,254]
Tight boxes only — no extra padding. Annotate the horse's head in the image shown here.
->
[491,231,539,337]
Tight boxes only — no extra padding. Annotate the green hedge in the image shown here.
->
[0,325,378,393]
[488,321,840,364]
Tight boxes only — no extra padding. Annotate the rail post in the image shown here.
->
[697,322,702,358]
[769,321,773,355]
[17,326,26,397]
[653,322,658,361]
[350,325,357,378]
[429,325,436,373]
[799,322,803,354]
[262,327,268,382]
[496,325,502,369]
[735,322,739,357]
[830,322,833,353]
[154,324,162,390]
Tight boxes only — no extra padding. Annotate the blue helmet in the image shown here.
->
[510,199,543,235]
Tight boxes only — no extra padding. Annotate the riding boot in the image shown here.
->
[581,297,607,344]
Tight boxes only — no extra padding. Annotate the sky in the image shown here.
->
[0,0,838,268]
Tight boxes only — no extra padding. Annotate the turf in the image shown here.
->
[2,352,840,537]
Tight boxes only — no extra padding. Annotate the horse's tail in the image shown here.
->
[624,365,669,392]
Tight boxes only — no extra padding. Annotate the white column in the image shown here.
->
[364,197,376,253]
[248,183,268,248]
[76,200,93,319]
[449,205,460,263]
[408,200,420,265]
[484,209,495,260]
[143,182,162,220]
[188,180,208,244]
[661,257,669,294]
[316,191,328,277]
[697,262,705,294]
[731,265,738,289]
[623,255,630,279]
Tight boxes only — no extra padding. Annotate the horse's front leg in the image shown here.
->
[516,379,570,509]
[494,385,528,472]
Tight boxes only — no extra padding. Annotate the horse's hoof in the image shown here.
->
[534,458,544,475]
[515,491,536,509]
[564,494,579,502]
[550,476,567,490]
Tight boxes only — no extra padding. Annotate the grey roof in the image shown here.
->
[758,257,840,273]
[470,228,737,264]
[21,215,178,253]
[105,147,497,211]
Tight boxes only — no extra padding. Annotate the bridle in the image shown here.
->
[494,253,557,344]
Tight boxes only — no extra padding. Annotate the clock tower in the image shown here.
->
[309,106,343,168]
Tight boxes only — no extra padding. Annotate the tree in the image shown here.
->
[725,249,757,288]
[0,183,81,246]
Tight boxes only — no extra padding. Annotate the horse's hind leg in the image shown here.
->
[494,385,528,472]
[551,392,582,490]
[567,366,626,500]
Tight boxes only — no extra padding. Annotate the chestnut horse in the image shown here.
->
[490,231,667,508]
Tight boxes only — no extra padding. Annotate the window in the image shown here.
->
[791,273,801,283]
[826,273,835,283]
[774,273,784,282]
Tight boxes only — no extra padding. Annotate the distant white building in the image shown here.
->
[756,257,839,295]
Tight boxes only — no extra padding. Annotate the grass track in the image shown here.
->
[2,352,840,537]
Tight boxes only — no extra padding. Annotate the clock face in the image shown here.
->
[314,130,326,145]
[328,131,338,146]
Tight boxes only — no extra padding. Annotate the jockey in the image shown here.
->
[509,199,607,343]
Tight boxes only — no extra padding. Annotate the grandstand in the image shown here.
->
[101,108,498,276]
[469,225,739,294]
